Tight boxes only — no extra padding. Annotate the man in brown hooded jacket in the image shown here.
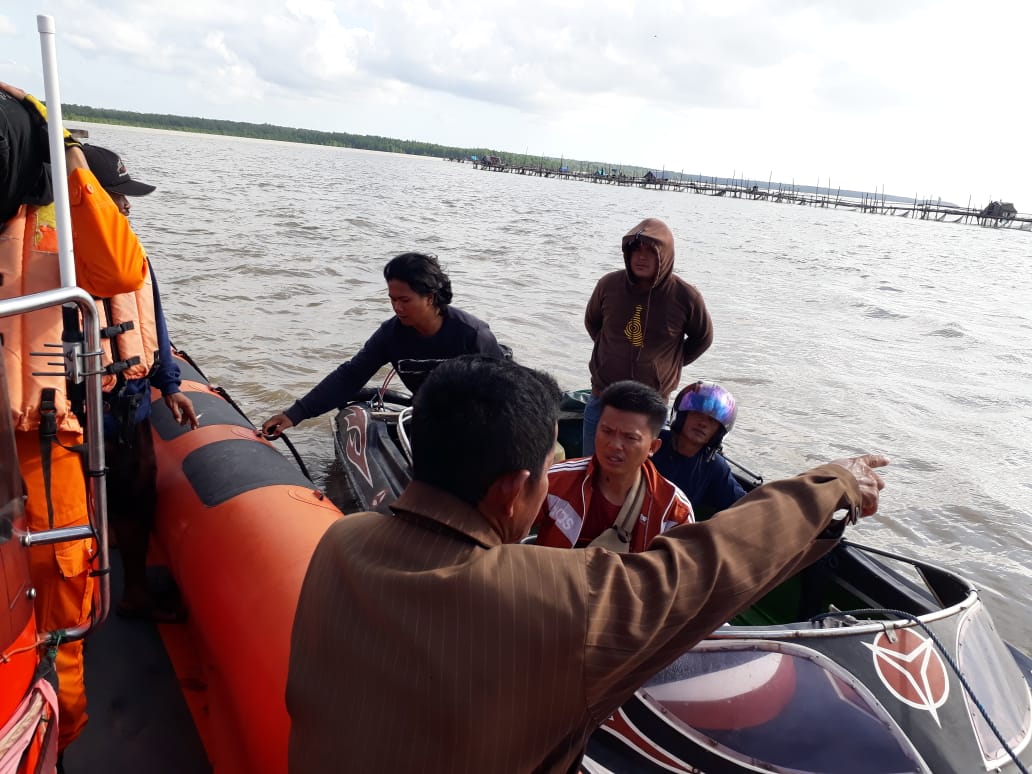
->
[582,217,713,455]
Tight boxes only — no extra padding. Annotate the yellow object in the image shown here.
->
[20,92,81,149]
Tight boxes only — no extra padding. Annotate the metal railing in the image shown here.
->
[0,288,111,639]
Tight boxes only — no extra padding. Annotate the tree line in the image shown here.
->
[62,103,566,168]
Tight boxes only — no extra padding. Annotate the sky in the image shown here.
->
[2,0,1030,209]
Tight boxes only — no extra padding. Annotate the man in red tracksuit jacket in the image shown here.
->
[535,380,693,552]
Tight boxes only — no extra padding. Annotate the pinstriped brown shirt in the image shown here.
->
[287,465,860,773]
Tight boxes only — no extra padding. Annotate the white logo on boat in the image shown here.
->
[863,628,950,725]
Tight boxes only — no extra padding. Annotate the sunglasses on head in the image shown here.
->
[625,233,657,253]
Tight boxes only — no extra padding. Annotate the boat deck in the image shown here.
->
[61,552,211,773]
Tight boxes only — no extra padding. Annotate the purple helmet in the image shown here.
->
[671,381,737,437]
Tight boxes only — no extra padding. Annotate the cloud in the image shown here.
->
[3,0,1030,206]
[357,2,801,113]
[2,2,952,120]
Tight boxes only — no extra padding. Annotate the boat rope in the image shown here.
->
[206,379,313,481]
[175,348,313,481]
[264,429,312,482]
[811,607,1030,774]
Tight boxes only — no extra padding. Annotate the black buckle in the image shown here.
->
[100,320,135,339]
[104,356,142,376]
[39,387,58,435]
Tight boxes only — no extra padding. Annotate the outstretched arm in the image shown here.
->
[270,321,394,429]
[583,454,888,719]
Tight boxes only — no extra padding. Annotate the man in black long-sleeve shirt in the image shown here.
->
[262,252,503,435]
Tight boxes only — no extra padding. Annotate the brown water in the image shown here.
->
[82,122,1032,648]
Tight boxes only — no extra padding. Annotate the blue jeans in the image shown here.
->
[581,393,603,458]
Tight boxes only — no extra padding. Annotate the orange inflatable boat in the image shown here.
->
[149,351,342,774]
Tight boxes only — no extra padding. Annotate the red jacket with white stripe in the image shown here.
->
[534,456,694,552]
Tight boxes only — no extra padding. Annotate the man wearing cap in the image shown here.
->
[81,144,157,208]
[80,143,198,622]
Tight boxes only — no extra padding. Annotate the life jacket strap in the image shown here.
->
[38,388,58,529]
[61,305,88,429]
[98,298,142,379]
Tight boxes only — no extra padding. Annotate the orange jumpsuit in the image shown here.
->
[15,432,94,750]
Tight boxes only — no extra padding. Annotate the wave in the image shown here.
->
[863,306,909,320]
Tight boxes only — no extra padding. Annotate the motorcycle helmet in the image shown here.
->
[670,381,737,449]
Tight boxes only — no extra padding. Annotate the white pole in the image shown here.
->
[37,14,77,289]
[35,14,112,626]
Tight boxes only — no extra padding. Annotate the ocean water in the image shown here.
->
[79,122,1031,647]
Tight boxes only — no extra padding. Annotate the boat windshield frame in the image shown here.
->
[708,541,979,641]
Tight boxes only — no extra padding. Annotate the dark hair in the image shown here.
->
[411,355,561,505]
[383,252,453,311]
[598,380,668,437]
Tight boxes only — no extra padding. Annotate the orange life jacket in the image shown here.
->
[0,205,82,434]
[96,268,158,392]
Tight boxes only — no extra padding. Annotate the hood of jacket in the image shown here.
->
[622,217,675,288]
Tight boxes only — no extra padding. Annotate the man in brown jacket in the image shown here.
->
[582,217,713,455]
[287,355,887,774]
